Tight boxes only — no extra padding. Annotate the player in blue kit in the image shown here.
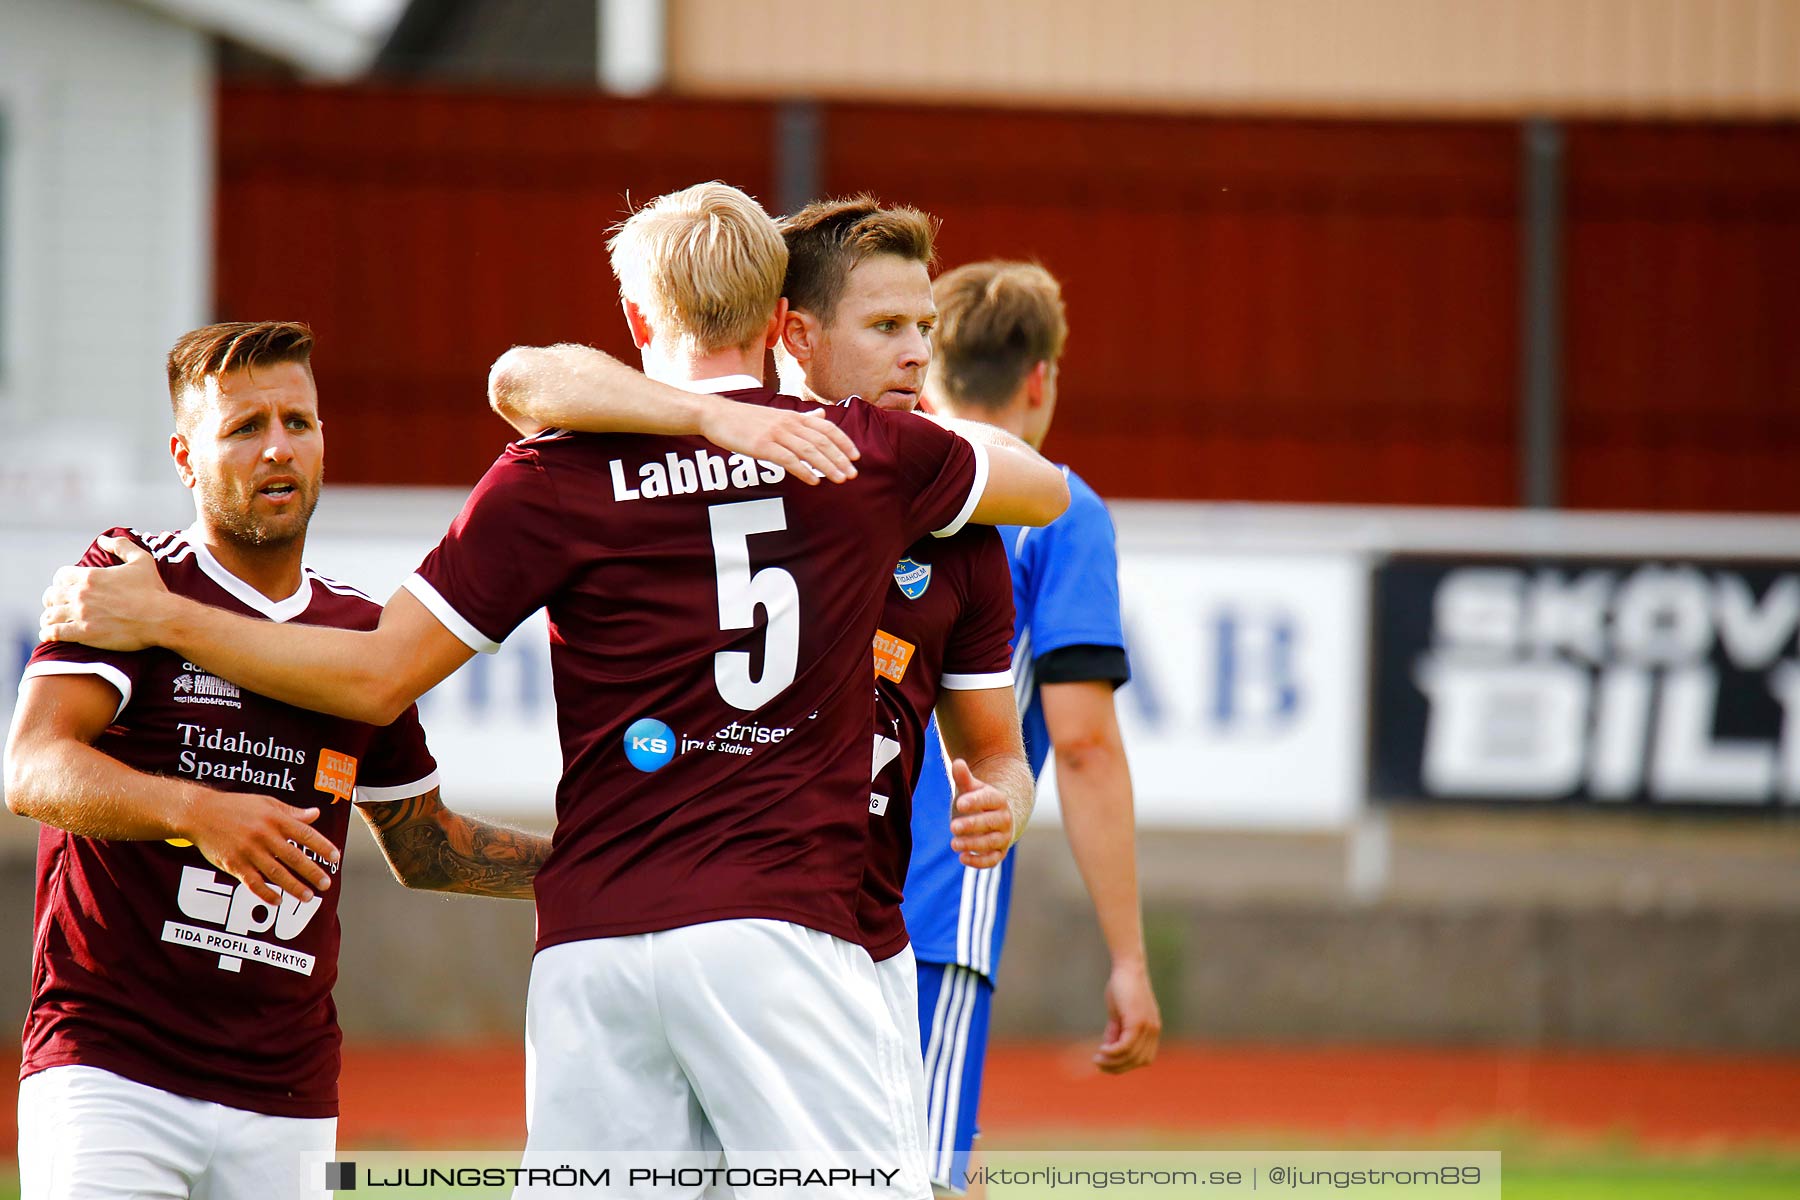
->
[902,261,1161,1195]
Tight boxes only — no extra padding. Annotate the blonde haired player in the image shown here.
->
[607,181,789,358]
[43,185,1069,1197]
[498,192,1044,1195]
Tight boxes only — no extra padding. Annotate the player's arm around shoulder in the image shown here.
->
[4,674,339,905]
[38,537,473,726]
[487,343,857,483]
[934,686,1034,869]
[925,413,1068,528]
[356,786,549,899]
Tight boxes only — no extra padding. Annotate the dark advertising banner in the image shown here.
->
[1372,556,1800,809]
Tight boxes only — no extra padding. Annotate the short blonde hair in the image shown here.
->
[930,261,1068,410]
[607,182,788,355]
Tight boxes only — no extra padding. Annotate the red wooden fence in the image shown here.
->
[215,84,1800,511]
[218,85,776,486]
[1562,122,1800,512]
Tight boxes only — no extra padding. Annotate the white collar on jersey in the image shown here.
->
[674,374,763,395]
[190,540,315,623]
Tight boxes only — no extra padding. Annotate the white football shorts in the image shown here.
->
[873,945,930,1165]
[18,1064,335,1200]
[518,918,929,1198]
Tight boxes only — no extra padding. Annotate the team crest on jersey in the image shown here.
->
[893,557,931,600]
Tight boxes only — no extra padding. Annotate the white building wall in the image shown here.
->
[0,0,211,517]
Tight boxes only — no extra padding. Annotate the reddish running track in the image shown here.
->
[7,1042,1800,1150]
[974,1042,1800,1148]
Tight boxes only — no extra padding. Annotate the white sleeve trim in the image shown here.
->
[20,662,132,722]
[933,436,990,539]
[354,769,443,805]
[401,573,502,654]
[940,670,1013,691]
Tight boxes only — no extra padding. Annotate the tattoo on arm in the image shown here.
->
[358,788,549,899]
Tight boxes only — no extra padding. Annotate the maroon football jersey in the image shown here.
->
[406,387,986,952]
[19,529,438,1118]
[864,527,1015,959]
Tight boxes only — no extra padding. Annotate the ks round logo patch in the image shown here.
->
[623,717,676,771]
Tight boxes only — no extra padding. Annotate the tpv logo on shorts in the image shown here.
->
[623,717,676,771]
[893,557,931,600]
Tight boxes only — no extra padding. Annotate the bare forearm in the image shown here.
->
[395,813,547,899]
[920,412,1069,525]
[490,344,707,438]
[8,737,198,842]
[975,445,1070,528]
[161,600,398,724]
[362,793,548,899]
[490,346,861,482]
[927,414,1035,457]
[1057,744,1148,964]
[9,678,341,902]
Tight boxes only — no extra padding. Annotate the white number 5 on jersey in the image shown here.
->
[710,499,800,710]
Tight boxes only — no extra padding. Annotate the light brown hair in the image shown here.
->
[929,261,1068,410]
[777,195,937,324]
[607,182,788,355]
[166,321,315,431]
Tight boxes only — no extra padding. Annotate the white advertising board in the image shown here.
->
[1030,550,1366,830]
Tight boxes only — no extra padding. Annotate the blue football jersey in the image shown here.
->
[902,467,1128,980]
